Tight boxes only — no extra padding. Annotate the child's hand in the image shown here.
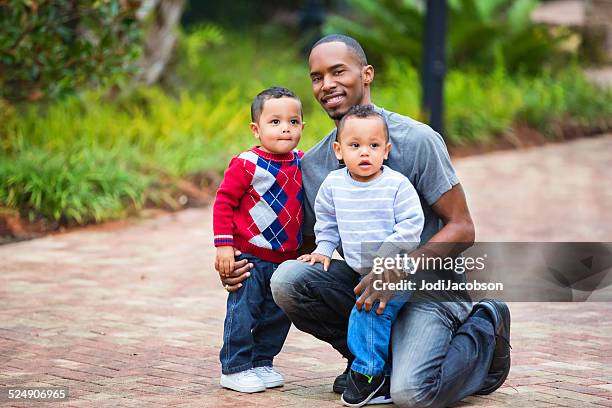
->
[215,246,235,277]
[297,253,331,271]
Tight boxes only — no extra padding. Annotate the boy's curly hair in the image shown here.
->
[251,87,302,123]
[336,105,389,142]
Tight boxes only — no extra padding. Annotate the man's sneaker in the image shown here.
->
[341,370,385,407]
[333,361,352,394]
[367,376,393,405]
[220,368,266,393]
[253,366,284,388]
[470,299,511,395]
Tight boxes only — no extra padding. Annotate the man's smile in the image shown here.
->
[322,92,345,109]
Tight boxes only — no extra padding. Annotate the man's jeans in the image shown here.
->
[220,253,291,375]
[348,291,408,376]
[271,259,496,408]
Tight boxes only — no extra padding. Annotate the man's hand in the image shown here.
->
[216,248,252,292]
[297,253,331,271]
[354,265,404,315]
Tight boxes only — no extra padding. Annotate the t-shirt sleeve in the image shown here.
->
[408,125,459,206]
[302,192,316,238]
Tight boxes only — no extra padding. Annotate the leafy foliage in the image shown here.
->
[324,0,573,74]
[518,68,612,136]
[0,0,141,102]
[1,26,610,227]
[0,147,147,224]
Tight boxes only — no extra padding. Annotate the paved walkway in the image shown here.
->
[1,135,612,407]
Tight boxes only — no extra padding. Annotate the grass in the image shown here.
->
[0,147,147,224]
[1,26,611,228]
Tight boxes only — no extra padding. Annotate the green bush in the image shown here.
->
[0,0,141,103]
[171,26,336,149]
[324,0,573,74]
[2,26,610,228]
[372,59,524,144]
[0,82,332,225]
[373,59,421,119]
[0,147,147,224]
[373,59,524,145]
[444,68,524,145]
[519,68,612,135]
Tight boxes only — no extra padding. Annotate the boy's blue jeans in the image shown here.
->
[348,289,410,377]
[220,253,291,375]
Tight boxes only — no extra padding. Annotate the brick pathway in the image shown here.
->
[1,135,612,407]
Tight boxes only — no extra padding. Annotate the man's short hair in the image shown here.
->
[311,34,368,67]
[336,105,389,142]
[251,86,302,123]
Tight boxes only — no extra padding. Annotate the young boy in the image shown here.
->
[213,87,304,393]
[298,105,424,407]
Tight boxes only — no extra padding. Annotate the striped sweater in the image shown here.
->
[313,166,424,274]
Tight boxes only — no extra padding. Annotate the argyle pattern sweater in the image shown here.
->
[213,147,304,263]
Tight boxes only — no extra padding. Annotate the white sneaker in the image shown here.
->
[220,368,266,393]
[253,366,284,388]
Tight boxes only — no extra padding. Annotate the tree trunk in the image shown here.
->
[137,0,186,85]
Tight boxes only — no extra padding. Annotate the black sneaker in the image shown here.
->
[470,299,512,395]
[366,376,393,405]
[341,370,385,407]
[333,361,352,394]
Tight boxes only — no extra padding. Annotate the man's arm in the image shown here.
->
[419,183,475,257]
[407,126,475,256]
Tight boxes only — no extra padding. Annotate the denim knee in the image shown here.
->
[270,260,305,313]
[391,380,439,408]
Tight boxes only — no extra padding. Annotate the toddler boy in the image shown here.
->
[299,105,424,406]
[214,87,304,393]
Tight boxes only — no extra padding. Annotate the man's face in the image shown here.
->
[333,116,390,182]
[309,42,373,122]
[250,97,303,154]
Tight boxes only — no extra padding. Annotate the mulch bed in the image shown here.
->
[448,122,610,157]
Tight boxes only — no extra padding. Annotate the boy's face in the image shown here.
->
[250,97,303,154]
[309,42,374,122]
[333,116,391,182]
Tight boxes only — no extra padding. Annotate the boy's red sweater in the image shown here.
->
[213,147,303,263]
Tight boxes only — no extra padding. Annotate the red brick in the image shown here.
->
[2,137,612,408]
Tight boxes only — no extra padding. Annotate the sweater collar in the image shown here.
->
[343,165,389,187]
[251,146,296,162]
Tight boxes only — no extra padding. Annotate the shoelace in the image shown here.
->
[240,369,260,378]
[257,366,276,374]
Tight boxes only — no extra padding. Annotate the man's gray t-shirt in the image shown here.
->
[301,106,470,301]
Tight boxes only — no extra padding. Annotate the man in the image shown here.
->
[219,35,511,408]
